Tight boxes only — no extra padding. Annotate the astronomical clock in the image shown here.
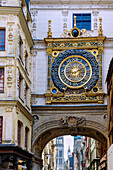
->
[45,18,105,104]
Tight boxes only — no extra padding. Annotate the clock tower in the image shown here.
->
[45,17,105,104]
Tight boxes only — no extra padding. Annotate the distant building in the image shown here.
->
[42,139,57,170]
[85,137,90,169]
[73,136,86,170]
[106,58,113,170]
[56,136,65,170]
[85,137,107,170]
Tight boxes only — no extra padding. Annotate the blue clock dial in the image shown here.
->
[58,56,92,89]
[51,49,99,93]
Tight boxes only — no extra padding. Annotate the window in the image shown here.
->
[25,127,29,149]
[19,37,23,63]
[59,139,62,144]
[26,0,29,8]
[18,121,22,146]
[25,83,29,106]
[19,74,23,101]
[73,14,91,30]
[25,52,29,73]
[56,138,59,144]
[59,158,62,164]
[0,68,4,93]
[0,29,5,51]
[0,117,3,144]
[59,150,62,157]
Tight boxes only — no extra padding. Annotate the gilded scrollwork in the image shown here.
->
[45,29,105,104]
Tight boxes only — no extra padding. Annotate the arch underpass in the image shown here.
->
[32,104,108,169]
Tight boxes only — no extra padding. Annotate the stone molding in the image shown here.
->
[31,0,113,5]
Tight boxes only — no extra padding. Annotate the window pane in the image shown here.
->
[83,14,91,20]
[59,139,62,144]
[59,150,62,157]
[76,15,82,21]
[0,30,5,51]
[59,158,62,164]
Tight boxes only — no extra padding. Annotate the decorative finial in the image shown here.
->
[98,17,103,36]
[48,20,52,38]
[74,16,76,28]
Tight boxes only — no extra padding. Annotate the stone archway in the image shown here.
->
[32,104,108,170]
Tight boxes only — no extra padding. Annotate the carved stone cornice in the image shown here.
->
[30,0,113,5]
[0,100,34,121]
[0,6,33,48]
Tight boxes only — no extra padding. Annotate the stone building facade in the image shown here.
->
[106,58,113,170]
[0,0,34,169]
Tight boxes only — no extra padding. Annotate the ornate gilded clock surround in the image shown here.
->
[45,18,105,104]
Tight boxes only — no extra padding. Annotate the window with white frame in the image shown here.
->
[73,13,91,30]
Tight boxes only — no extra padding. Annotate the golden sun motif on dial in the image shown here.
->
[58,55,92,89]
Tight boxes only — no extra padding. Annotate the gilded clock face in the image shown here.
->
[58,55,92,89]
[51,49,99,93]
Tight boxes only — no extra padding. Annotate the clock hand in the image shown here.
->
[76,66,85,72]
[73,66,85,74]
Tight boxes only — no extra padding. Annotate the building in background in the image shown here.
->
[85,137,107,170]
[42,139,57,170]
[89,138,100,170]
[0,0,34,169]
[73,136,86,170]
[56,136,65,170]
[66,147,74,170]
[106,58,113,170]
